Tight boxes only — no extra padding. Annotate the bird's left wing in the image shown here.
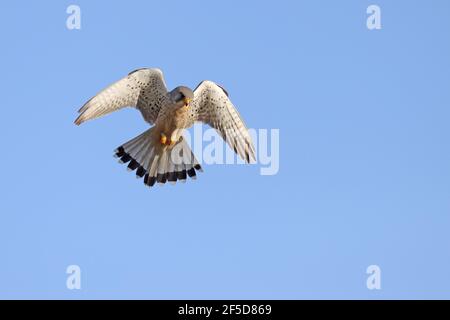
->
[75,68,168,125]
[188,81,256,163]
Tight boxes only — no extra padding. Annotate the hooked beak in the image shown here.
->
[183,97,191,107]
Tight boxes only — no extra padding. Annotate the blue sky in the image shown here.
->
[1,1,449,299]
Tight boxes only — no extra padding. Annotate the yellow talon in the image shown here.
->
[160,133,167,145]
[160,133,178,146]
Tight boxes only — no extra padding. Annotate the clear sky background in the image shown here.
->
[1,1,449,299]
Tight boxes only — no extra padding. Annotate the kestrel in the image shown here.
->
[75,68,255,187]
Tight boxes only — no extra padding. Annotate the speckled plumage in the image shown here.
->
[75,68,168,125]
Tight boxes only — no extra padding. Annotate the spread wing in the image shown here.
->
[189,81,256,163]
[74,68,168,125]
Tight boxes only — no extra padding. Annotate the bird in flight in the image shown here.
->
[74,68,255,188]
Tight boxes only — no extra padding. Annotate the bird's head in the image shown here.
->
[171,86,194,109]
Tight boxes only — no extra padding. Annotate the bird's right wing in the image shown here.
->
[189,81,256,163]
[74,68,168,125]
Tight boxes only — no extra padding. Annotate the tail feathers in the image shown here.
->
[114,128,202,188]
